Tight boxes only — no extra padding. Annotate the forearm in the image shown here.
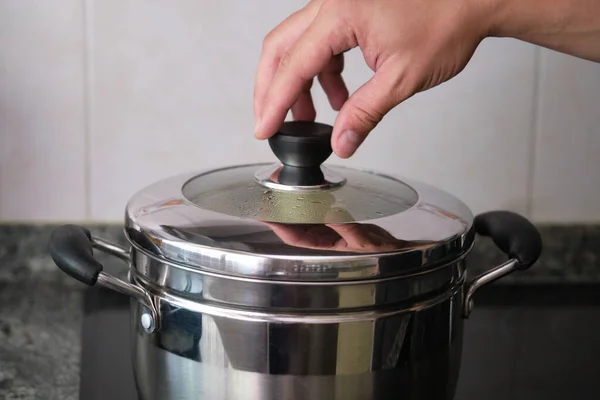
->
[487,0,600,62]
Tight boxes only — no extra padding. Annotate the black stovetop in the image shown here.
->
[80,285,600,400]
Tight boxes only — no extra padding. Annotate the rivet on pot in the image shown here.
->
[141,310,155,333]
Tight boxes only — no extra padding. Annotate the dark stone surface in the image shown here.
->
[0,225,125,400]
[469,224,600,284]
[0,275,82,400]
[1,223,599,399]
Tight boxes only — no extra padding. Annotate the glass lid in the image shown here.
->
[182,166,419,225]
[124,121,475,281]
[182,122,418,224]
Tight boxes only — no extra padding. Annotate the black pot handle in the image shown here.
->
[49,225,103,285]
[464,211,543,318]
[48,224,159,332]
[474,211,542,270]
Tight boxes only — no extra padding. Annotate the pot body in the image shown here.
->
[129,251,467,400]
[48,211,542,399]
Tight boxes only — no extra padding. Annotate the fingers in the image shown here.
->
[254,6,317,122]
[255,9,355,140]
[290,79,316,121]
[318,54,348,111]
[332,60,414,158]
[291,54,348,121]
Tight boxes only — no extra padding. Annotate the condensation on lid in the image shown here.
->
[182,165,419,224]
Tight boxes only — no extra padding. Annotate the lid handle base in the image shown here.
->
[278,165,325,186]
[268,121,334,187]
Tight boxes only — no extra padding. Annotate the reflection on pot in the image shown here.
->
[264,222,434,253]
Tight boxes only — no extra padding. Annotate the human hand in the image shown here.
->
[254,0,490,158]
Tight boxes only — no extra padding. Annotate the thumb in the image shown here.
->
[332,62,413,158]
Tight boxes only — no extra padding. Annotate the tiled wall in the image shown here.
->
[1,1,599,223]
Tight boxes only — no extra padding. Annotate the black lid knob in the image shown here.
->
[268,121,333,186]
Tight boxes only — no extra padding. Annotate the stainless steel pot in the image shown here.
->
[49,121,542,400]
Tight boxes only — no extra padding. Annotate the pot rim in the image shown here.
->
[127,229,474,284]
[130,270,466,323]
[128,240,469,311]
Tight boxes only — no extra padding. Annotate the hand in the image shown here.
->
[254,0,490,158]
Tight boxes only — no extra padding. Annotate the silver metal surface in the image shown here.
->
[91,237,130,262]
[124,163,475,280]
[130,245,466,310]
[97,273,158,333]
[131,270,465,400]
[254,163,347,191]
[91,238,160,333]
[462,258,521,318]
[91,161,530,399]
[125,250,469,399]
[87,235,522,400]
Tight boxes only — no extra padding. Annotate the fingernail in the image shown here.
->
[254,117,262,138]
[338,130,362,158]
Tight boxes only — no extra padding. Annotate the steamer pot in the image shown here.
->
[49,121,542,400]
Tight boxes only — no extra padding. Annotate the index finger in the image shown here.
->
[255,11,355,140]
[253,6,316,120]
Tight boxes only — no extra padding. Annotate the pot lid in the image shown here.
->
[125,121,474,281]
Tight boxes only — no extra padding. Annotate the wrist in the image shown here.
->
[482,0,512,38]
[484,0,556,40]
[462,0,505,40]
[463,0,600,62]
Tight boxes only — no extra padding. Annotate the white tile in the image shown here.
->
[90,0,307,220]
[314,38,537,216]
[0,1,86,221]
[531,49,600,223]
[91,1,536,220]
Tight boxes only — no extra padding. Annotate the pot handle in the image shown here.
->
[49,224,159,332]
[463,211,543,318]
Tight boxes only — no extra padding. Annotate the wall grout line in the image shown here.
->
[82,0,93,220]
[525,46,543,218]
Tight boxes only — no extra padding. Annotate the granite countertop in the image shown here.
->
[1,223,600,399]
